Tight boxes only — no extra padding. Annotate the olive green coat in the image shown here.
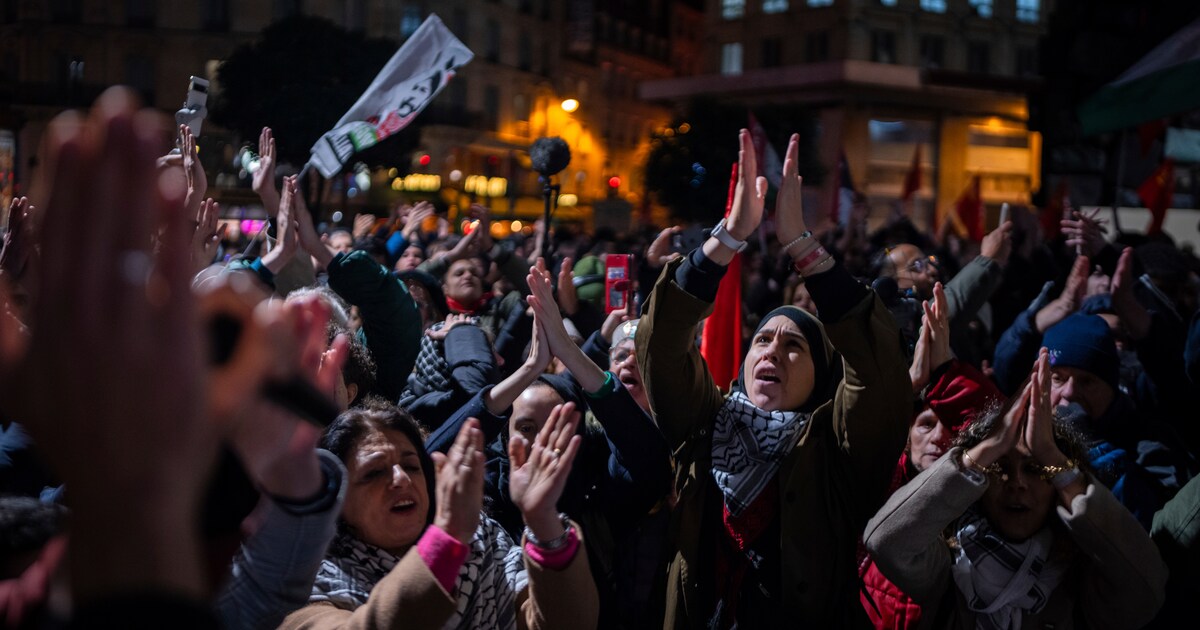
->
[636,259,911,628]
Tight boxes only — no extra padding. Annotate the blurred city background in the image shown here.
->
[1,0,1198,245]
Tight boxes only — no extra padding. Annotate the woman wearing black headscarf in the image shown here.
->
[637,131,911,628]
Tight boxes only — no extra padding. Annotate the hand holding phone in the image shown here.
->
[605,254,634,314]
[176,76,210,139]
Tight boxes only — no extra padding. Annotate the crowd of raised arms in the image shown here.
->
[3,88,1200,630]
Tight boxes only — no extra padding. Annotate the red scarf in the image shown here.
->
[445,295,488,314]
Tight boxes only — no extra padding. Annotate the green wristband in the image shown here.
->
[585,371,617,399]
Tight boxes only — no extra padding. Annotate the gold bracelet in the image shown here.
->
[1038,459,1077,481]
[961,450,988,475]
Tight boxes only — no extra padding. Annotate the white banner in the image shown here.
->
[308,14,473,178]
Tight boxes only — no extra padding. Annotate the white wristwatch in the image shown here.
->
[711,218,749,253]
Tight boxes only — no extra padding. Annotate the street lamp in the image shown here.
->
[560,98,580,113]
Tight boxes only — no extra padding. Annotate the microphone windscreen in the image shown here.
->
[530,137,571,176]
[872,276,900,305]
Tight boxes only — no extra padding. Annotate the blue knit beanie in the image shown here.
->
[1043,313,1119,390]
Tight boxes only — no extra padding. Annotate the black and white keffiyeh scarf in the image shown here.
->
[711,390,808,516]
[310,515,528,629]
[950,509,1068,630]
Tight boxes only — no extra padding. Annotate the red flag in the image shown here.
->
[954,175,985,242]
[1138,158,1176,236]
[901,145,921,202]
[700,163,743,391]
[1042,179,1069,239]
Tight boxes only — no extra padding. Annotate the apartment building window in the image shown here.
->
[513,93,530,122]
[345,0,365,32]
[721,0,745,20]
[401,5,422,38]
[721,42,743,75]
[871,30,896,64]
[126,0,154,26]
[968,0,992,18]
[125,55,154,100]
[452,8,469,45]
[806,30,829,62]
[1016,0,1039,23]
[485,19,500,62]
[1016,46,1038,77]
[919,0,946,13]
[763,0,788,14]
[919,35,944,69]
[967,41,990,73]
[273,0,301,21]
[518,32,532,71]
[202,0,230,31]
[483,85,499,129]
[807,0,834,6]
[762,38,783,68]
[50,0,81,22]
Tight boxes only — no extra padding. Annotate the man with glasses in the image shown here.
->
[878,221,1014,367]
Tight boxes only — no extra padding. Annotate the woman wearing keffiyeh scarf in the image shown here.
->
[638,131,912,628]
[865,350,1167,629]
[281,399,599,629]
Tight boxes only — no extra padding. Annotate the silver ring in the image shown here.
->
[120,251,153,286]
[552,448,562,459]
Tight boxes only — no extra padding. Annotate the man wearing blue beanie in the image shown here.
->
[1043,313,1120,420]
[1042,313,1197,527]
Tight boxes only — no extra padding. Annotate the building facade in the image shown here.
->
[0,0,683,231]
[644,0,1050,229]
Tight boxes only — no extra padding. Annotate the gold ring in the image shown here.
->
[552,448,562,458]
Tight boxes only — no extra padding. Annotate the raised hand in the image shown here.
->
[262,175,299,275]
[926,282,951,368]
[727,129,767,242]
[291,182,333,270]
[190,198,224,274]
[980,220,1014,266]
[251,127,277,200]
[180,124,207,220]
[1111,246,1151,340]
[1021,348,1062,465]
[1035,255,1090,333]
[646,226,682,267]
[964,378,1031,471]
[1061,209,1107,259]
[556,257,580,316]
[0,196,35,282]
[352,213,377,240]
[509,402,583,541]
[4,87,214,600]
[600,305,632,345]
[776,133,809,253]
[432,418,486,544]
[402,201,435,241]
[908,314,932,393]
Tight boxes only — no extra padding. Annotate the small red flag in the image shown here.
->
[901,145,921,202]
[1138,158,1176,236]
[700,163,744,391]
[955,175,985,242]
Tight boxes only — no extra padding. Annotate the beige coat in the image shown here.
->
[864,449,1167,629]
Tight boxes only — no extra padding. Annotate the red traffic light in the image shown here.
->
[419,154,431,166]
[608,176,621,188]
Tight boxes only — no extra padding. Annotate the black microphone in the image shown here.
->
[530,137,571,177]
[872,276,901,306]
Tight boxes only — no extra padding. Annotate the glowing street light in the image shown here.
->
[560,98,579,113]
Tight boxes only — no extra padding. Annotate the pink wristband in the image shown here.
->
[793,245,828,272]
[524,527,580,570]
[417,525,469,593]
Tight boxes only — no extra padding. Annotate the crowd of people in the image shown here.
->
[1,87,1199,629]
